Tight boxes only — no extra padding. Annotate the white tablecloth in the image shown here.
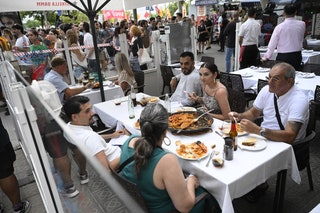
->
[260,50,320,64]
[232,67,319,101]
[93,93,301,213]
[71,84,124,105]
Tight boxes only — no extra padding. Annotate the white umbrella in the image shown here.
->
[0,0,181,12]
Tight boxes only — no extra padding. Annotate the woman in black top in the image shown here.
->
[129,25,143,72]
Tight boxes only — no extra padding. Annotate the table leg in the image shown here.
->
[273,169,287,213]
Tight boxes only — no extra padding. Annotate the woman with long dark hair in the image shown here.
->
[119,104,220,213]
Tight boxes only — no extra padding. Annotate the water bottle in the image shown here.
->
[128,96,135,119]
[130,85,137,107]
[165,93,171,113]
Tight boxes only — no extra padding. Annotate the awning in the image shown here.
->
[0,0,181,12]
[195,0,218,6]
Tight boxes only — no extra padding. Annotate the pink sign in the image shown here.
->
[103,10,126,19]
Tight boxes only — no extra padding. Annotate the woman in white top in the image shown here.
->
[114,52,137,95]
[66,29,88,80]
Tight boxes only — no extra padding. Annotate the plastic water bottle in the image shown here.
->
[165,93,171,113]
[128,96,135,119]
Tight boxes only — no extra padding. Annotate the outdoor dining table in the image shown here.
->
[232,67,320,101]
[259,49,320,64]
[71,80,124,105]
[93,93,301,213]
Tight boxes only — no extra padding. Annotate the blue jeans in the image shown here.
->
[225,47,235,73]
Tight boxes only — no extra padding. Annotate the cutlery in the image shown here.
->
[176,109,214,134]
[206,150,215,167]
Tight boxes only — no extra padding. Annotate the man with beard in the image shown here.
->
[63,95,125,170]
[170,52,202,106]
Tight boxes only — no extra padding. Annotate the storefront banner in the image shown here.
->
[103,10,126,19]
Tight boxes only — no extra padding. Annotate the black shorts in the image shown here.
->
[0,142,16,179]
[42,121,77,159]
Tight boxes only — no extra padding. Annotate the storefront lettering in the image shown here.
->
[36,2,69,6]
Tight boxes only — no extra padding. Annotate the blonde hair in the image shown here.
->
[115,53,134,77]
[130,25,142,37]
[66,29,78,47]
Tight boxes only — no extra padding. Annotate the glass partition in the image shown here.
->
[0,60,145,212]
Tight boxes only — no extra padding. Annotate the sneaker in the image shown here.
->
[14,200,31,213]
[79,172,89,185]
[64,185,79,198]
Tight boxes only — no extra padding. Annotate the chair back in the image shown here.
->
[260,60,281,68]
[219,72,230,88]
[257,79,268,93]
[134,71,145,93]
[160,65,174,94]
[314,85,320,102]
[110,169,149,213]
[302,63,320,75]
[200,56,215,64]
[227,87,246,113]
[228,73,245,91]
[293,130,315,171]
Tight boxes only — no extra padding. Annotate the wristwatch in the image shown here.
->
[260,128,266,137]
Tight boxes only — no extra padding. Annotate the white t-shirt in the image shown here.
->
[170,68,202,106]
[65,123,121,161]
[83,32,95,60]
[239,18,261,46]
[253,85,309,143]
[15,35,30,48]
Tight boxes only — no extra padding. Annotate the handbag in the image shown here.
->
[139,48,152,65]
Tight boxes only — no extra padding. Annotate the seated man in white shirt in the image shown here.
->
[170,51,202,106]
[63,95,126,170]
[231,62,308,144]
[229,62,309,202]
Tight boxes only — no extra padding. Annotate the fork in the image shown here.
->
[206,150,216,167]
[177,109,214,133]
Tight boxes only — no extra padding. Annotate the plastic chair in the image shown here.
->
[111,168,214,213]
[227,87,246,113]
[160,65,174,95]
[257,79,268,93]
[220,72,257,107]
[200,56,215,64]
[134,71,145,93]
[302,63,320,75]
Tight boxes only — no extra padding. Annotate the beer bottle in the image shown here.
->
[229,119,238,151]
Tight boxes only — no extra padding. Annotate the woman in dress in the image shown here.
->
[118,103,220,213]
[197,20,208,54]
[189,62,230,120]
[114,52,137,95]
[66,29,88,80]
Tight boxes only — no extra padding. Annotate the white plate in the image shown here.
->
[302,73,316,78]
[238,136,267,151]
[176,142,208,160]
[255,67,270,72]
[173,107,197,113]
[241,72,253,78]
